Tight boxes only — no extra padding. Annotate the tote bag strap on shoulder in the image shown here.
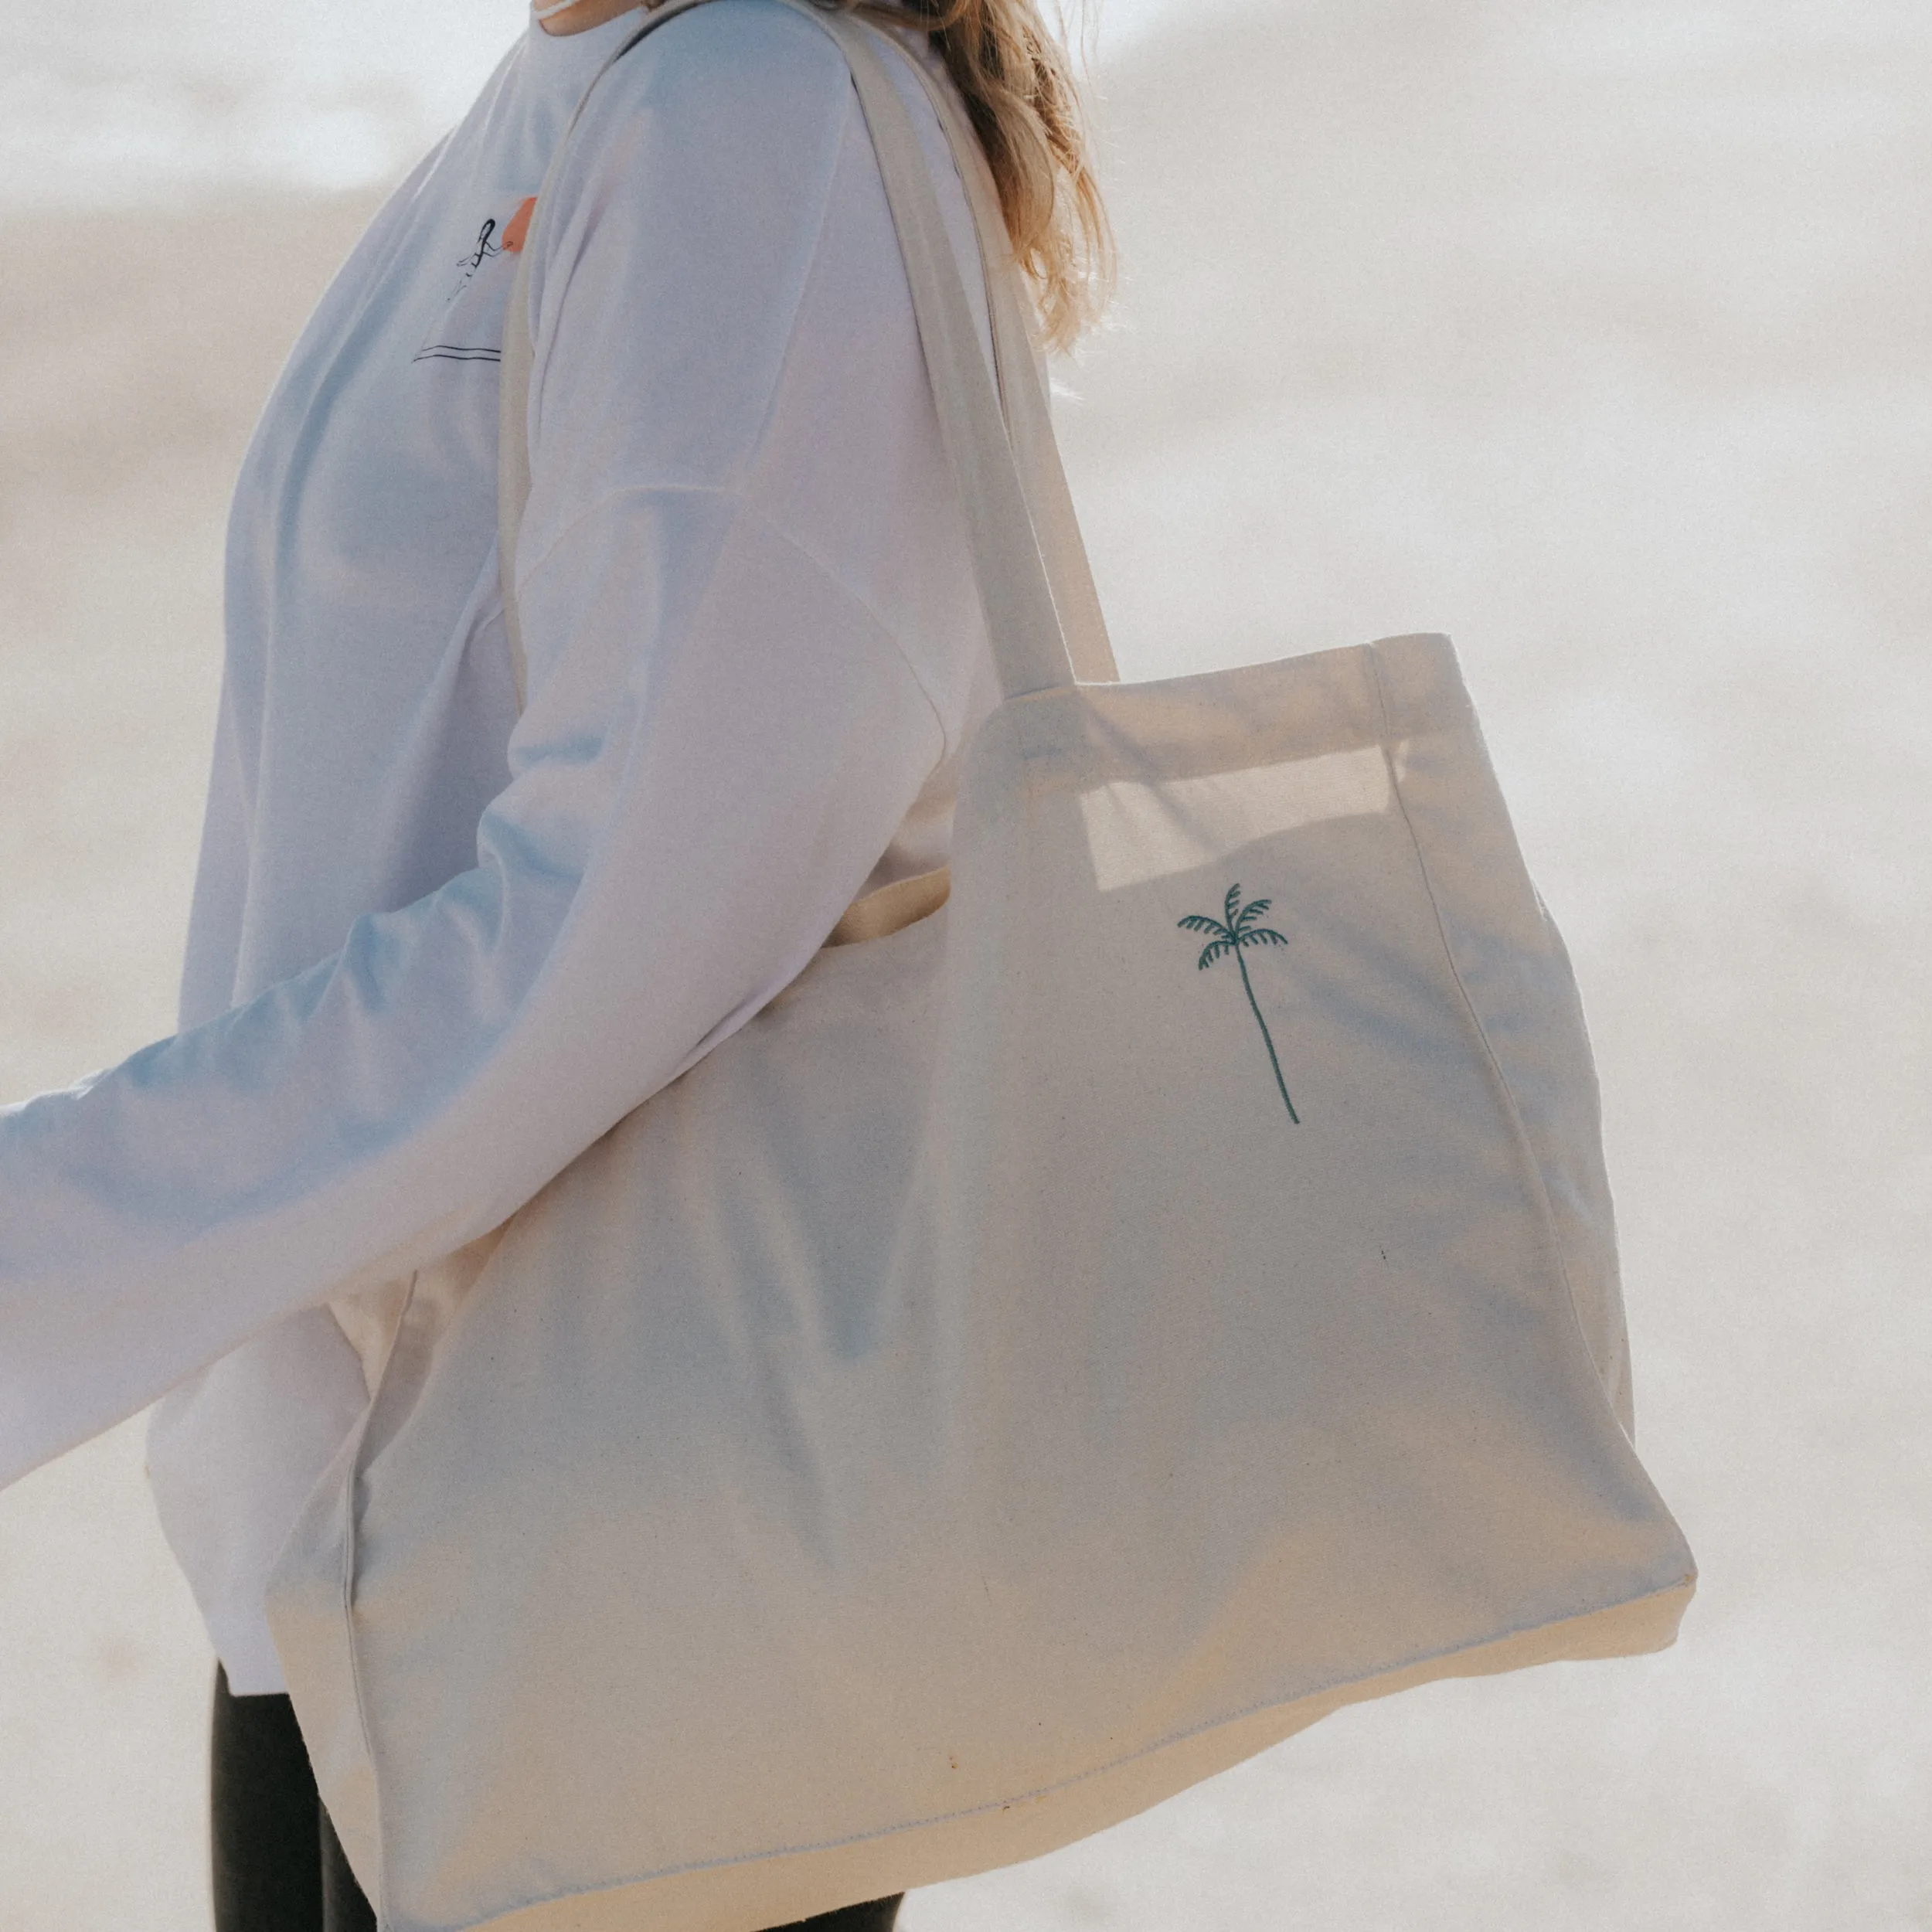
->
[862,13,1117,689]
[496,0,1116,713]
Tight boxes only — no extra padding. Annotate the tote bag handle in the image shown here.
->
[808,1,1117,691]
[498,0,1116,709]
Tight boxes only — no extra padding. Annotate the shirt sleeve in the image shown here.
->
[0,4,980,1485]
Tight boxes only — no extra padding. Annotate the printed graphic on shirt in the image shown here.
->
[415,197,538,366]
[502,196,536,253]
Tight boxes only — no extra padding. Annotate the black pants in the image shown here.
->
[211,1669,902,1932]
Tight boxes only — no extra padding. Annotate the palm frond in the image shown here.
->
[1178,913,1229,938]
[1238,926,1288,949]
[1233,896,1272,930]
[1196,938,1235,971]
[1223,883,1243,927]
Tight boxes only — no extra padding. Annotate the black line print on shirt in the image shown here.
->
[447,216,503,301]
[416,215,515,364]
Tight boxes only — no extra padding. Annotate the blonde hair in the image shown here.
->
[834,0,1112,350]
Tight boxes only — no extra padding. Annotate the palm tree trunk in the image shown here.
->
[1235,948,1299,1123]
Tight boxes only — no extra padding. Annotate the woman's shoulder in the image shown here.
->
[579,0,860,148]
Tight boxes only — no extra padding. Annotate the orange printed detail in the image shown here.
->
[502,196,537,253]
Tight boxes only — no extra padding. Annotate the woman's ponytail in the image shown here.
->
[833,0,1112,350]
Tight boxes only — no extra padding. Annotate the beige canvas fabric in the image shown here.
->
[267,6,1696,1928]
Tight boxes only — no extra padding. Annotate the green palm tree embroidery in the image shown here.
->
[1178,884,1301,1123]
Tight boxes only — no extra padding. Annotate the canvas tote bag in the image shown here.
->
[267,5,1697,1927]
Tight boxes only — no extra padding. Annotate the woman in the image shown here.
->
[0,0,1107,1923]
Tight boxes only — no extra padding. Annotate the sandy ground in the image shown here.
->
[2,2,1927,1927]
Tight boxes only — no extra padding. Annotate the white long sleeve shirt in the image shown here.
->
[0,0,996,1692]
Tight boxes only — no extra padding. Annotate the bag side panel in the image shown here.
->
[1369,634,1636,1436]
